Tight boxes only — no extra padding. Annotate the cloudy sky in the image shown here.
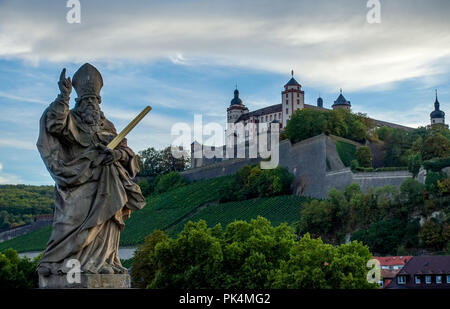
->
[0,0,449,184]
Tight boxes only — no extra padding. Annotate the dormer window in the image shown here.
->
[397,276,406,285]
[415,276,421,284]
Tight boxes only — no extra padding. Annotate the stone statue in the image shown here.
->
[36,63,146,287]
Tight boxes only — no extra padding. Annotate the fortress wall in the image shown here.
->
[181,157,261,182]
[277,135,328,198]
[0,219,52,243]
[182,134,413,199]
[323,168,355,198]
[352,171,412,192]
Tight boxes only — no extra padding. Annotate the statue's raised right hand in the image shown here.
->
[58,68,72,97]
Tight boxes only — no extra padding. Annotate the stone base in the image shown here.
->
[39,273,131,289]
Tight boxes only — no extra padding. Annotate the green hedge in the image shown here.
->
[353,166,408,173]
[423,157,450,172]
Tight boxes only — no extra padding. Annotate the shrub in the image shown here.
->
[422,133,450,160]
[335,141,357,167]
[130,230,168,288]
[425,171,447,194]
[423,156,450,172]
[133,217,377,289]
[219,165,294,203]
[351,219,405,255]
[284,109,367,144]
[154,172,188,194]
[355,146,372,168]
[0,249,40,288]
[408,153,422,178]
[419,218,445,250]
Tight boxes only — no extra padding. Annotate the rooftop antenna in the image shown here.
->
[291,70,294,77]
[340,88,343,94]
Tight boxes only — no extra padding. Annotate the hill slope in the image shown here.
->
[0,176,308,252]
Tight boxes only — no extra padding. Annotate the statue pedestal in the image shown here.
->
[39,273,131,289]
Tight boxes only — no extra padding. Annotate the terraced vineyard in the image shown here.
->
[0,225,52,252]
[0,175,310,253]
[0,176,234,252]
[119,176,234,245]
[166,195,309,236]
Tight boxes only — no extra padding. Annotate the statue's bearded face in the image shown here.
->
[77,96,101,126]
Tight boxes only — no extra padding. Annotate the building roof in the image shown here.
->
[375,256,413,266]
[317,97,323,107]
[285,77,300,87]
[431,95,445,119]
[233,102,415,131]
[230,89,243,105]
[398,256,450,275]
[332,92,351,107]
[235,104,282,122]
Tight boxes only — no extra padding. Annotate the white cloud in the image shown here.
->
[0,162,23,184]
[0,0,449,91]
[0,138,36,151]
[0,90,48,105]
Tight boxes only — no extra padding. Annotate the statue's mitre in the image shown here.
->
[72,63,103,99]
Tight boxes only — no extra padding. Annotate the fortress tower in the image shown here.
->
[281,70,304,128]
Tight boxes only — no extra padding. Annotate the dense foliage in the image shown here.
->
[355,146,373,168]
[0,249,40,288]
[131,217,377,289]
[0,185,54,230]
[138,146,190,177]
[335,141,356,167]
[219,165,294,202]
[297,179,450,255]
[284,109,371,144]
[375,125,450,168]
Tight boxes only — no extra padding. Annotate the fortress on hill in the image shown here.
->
[182,73,440,198]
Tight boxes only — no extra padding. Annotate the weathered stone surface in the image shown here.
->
[182,134,414,199]
[39,273,131,289]
[36,64,146,283]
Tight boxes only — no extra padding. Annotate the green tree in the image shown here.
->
[355,146,373,168]
[154,172,188,194]
[407,153,422,178]
[419,218,445,250]
[138,146,190,177]
[133,217,376,289]
[269,234,377,289]
[0,249,40,288]
[130,230,168,288]
[422,133,450,160]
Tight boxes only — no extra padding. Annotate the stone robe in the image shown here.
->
[36,94,146,274]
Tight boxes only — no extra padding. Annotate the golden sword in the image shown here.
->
[106,106,152,150]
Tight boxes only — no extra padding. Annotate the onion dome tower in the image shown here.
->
[430,89,445,126]
[227,87,248,127]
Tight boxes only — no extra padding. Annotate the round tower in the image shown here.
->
[332,89,351,111]
[227,88,248,128]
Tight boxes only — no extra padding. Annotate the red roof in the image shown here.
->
[374,256,412,266]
